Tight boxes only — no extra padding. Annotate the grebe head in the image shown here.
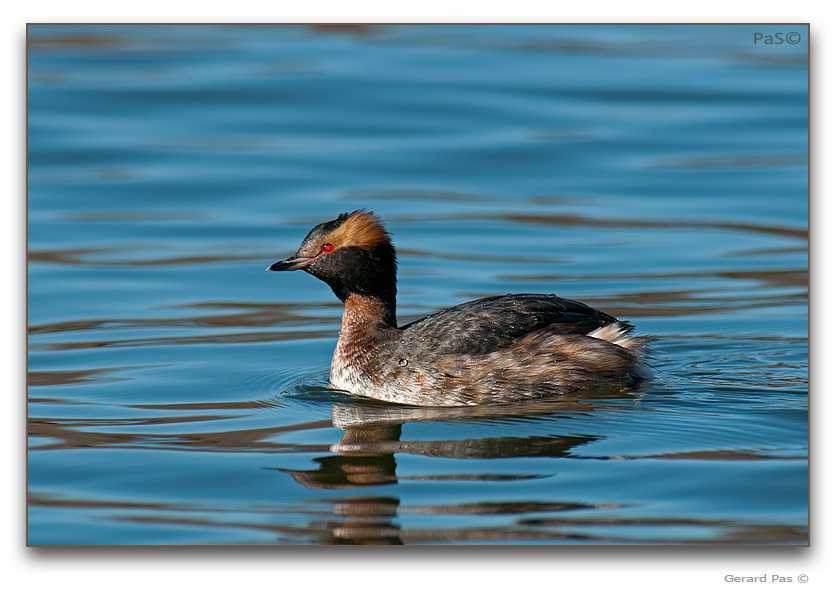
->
[267,210,397,304]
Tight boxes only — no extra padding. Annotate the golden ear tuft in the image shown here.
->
[327,210,391,250]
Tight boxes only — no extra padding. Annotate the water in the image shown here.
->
[27,24,808,545]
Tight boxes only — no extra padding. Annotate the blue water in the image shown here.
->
[27,24,808,545]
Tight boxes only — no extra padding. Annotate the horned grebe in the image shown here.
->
[268,211,650,406]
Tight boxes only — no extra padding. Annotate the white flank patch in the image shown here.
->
[587,323,633,347]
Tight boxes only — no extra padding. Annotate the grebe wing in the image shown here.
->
[398,293,625,355]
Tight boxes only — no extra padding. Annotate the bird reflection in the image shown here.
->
[279,390,636,544]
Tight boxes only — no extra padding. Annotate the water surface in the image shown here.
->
[27,24,808,545]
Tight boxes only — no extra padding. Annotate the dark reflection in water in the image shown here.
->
[29,410,333,453]
[497,213,808,240]
[269,389,803,545]
[283,396,613,490]
[27,490,805,546]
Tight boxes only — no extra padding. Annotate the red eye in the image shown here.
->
[321,243,335,253]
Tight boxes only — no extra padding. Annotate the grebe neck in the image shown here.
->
[341,292,397,331]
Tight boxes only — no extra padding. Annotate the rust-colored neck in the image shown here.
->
[341,293,397,332]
